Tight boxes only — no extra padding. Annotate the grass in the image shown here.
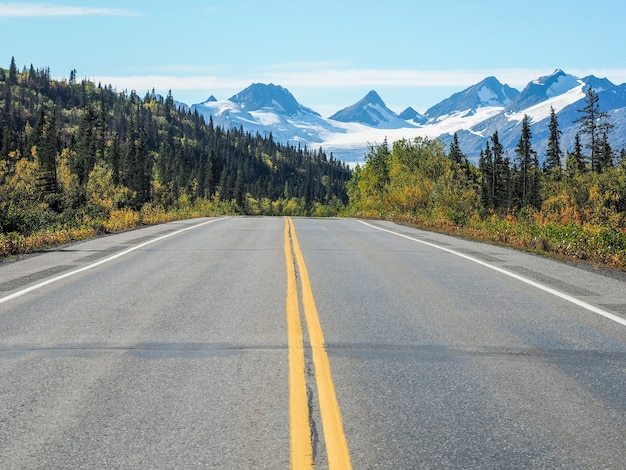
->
[358,210,626,272]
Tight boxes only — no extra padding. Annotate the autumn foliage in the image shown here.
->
[345,137,626,270]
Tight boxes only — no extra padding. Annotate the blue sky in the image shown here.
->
[2,1,626,115]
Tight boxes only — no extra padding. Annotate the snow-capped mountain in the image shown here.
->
[188,71,626,165]
[328,90,413,128]
[229,83,319,117]
[445,70,626,158]
[399,106,427,125]
[505,69,578,113]
[425,76,519,121]
[191,83,345,145]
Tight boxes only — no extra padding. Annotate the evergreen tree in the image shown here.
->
[72,104,98,185]
[491,131,509,209]
[110,132,121,185]
[544,106,562,173]
[7,57,18,87]
[599,132,614,170]
[575,86,614,172]
[448,132,465,164]
[479,143,493,209]
[514,115,539,206]
[565,132,586,176]
[35,110,60,208]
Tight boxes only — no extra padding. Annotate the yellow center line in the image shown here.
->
[285,217,352,470]
[284,218,313,469]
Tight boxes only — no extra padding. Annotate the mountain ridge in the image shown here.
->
[190,70,626,164]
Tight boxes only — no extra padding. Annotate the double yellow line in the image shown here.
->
[284,217,352,470]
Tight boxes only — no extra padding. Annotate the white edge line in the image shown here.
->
[0,217,225,305]
[358,220,626,328]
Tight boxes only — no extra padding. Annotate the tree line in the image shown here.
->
[1,57,352,236]
[476,86,623,212]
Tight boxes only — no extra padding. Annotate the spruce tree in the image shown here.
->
[491,131,509,209]
[575,86,614,172]
[7,57,18,87]
[544,106,562,173]
[514,115,538,206]
[448,132,465,164]
[565,132,586,176]
[479,143,493,209]
[72,104,98,185]
[36,110,60,208]
[599,132,614,170]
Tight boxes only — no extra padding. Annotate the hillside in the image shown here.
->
[0,59,352,242]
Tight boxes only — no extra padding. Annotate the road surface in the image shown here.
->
[1,216,625,469]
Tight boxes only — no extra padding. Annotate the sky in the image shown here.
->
[2,0,626,116]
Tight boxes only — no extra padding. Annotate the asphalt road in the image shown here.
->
[1,216,625,469]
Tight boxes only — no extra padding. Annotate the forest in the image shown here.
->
[345,88,626,270]
[0,58,352,255]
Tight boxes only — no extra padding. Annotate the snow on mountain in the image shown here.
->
[441,72,626,160]
[425,76,519,121]
[188,72,626,166]
[506,69,580,113]
[506,81,586,124]
[399,106,428,125]
[191,83,344,145]
[229,83,320,117]
[582,75,614,93]
[329,90,414,129]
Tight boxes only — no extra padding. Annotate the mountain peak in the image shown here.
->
[363,90,385,105]
[329,90,414,129]
[228,83,319,117]
[582,75,615,92]
[507,70,581,112]
[425,77,518,120]
[399,106,427,124]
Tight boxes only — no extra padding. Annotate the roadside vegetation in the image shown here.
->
[343,93,626,270]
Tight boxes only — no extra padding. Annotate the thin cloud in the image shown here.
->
[91,67,626,96]
[253,66,626,90]
[0,3,142,17]
[91,75,252,92]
